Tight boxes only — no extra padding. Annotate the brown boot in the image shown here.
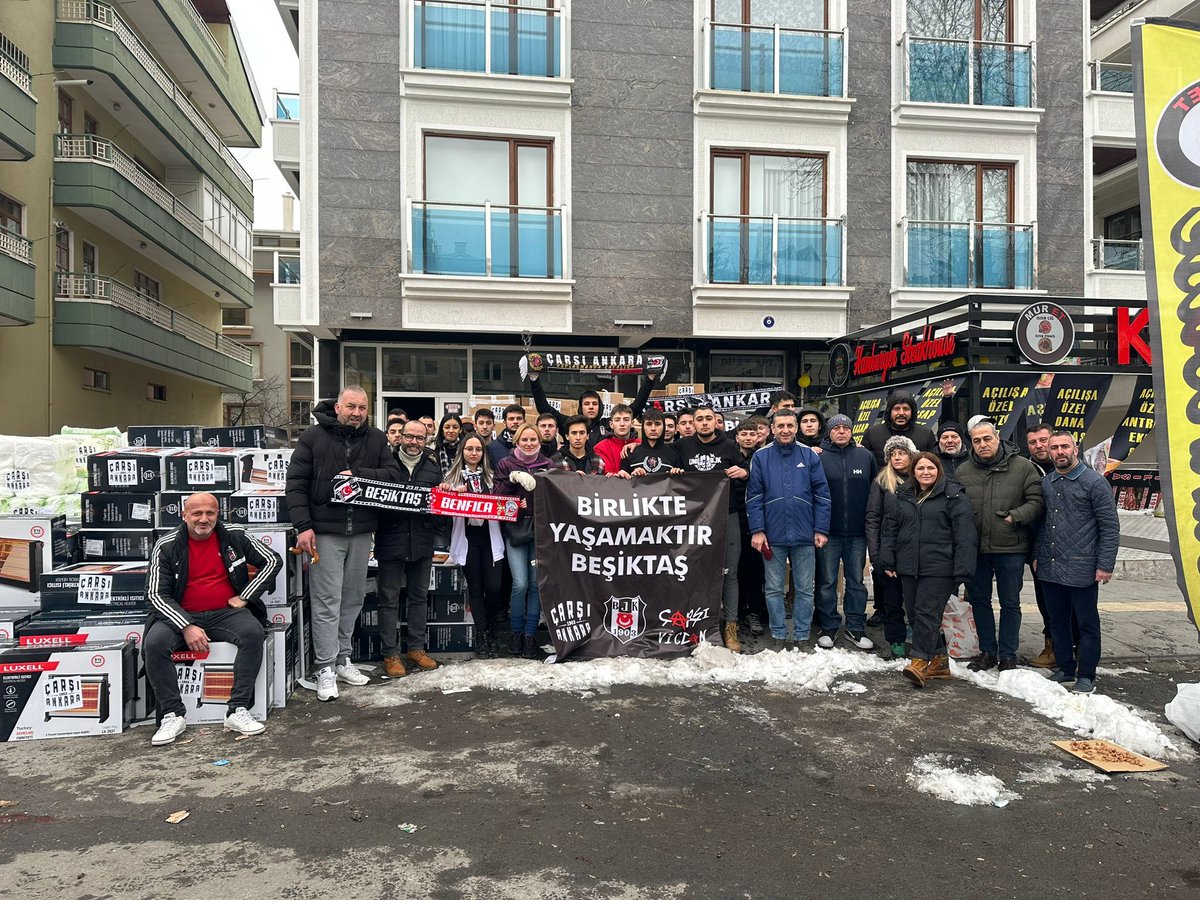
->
[1028,638,1057,669]
[383,656,407,678]
[925,654,951,680]
[407,649,439,671]
[723,622,741,654]
[903,657,929,687]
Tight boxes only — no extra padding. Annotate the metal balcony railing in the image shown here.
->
[409,199,563,278]
[1090,60,1133,93]
[0,226,33,265]
[55,134,251,278]
[704,213,845,286]
[703,19,846,98]
[274,91,300,120]
[903,219,1035,289]
[57,0,252,193]
[412,0,561,77]
[1092,237,1143,271]
[900,33,1035,108]
[56,272,252,365]
[0,31,33,95]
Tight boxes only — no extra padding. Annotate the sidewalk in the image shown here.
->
[1115,509,1175,579]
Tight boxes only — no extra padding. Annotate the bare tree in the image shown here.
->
[225,374,290,428]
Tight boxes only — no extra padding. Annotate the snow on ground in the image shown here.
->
[358,644,903,705]
[952,663,1190,761]
[1016,762,1107,788]
[907,755,1021,807]
[1095,665,1151,676]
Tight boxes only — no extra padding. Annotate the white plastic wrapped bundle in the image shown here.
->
[51,431,125,478]
[1,437,79,496]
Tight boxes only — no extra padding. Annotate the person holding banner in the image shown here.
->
[495,423,554,659]
[553,416,607,475]
[442,435,506,659]
[865,435,916,657]
[675,411,696,440]
[526,355,662,449]
[593,404,641,475]
[623,408,682,476]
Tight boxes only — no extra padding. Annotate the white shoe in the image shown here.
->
[151,712,187,746]
[816,634,835,649]
[844,631,875,650]
[224,707,266,736]
[335,662,370,686]
[316,666,339,702]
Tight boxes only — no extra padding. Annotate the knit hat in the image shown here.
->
[883,434,918,459]
[937,420,965,439]
[827,414,852,430]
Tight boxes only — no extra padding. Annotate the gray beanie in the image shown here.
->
[883,434,918,459]
[827,414,853,430]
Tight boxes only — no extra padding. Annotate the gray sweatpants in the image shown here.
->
[307,531,372,669]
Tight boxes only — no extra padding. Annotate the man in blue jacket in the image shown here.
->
[746,408,832,650]
[815,415,878,650]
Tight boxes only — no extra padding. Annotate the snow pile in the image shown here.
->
[954,663,1189,760]
[907,754,1020,807]
[1016,763,1107,787]
[359,644,902,704]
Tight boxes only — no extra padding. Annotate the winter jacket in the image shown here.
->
[745,439,832,545]
[486,429,518,469]
[865,476,908,561]
[955,443,1044,555]
[732,446,756,520]
[797,405,827,449]
[285,399,402,535]
[939,447,969,481]
[819,438,877,538]
[622,438,681,475]
[373,449,444,562]
[676,432,743,513]
[552,449,606,475]
[861,390,937,468]
[593,434,641,475]
[530,376,656,449]
[878,480,977,581]
[494,451,554,523]
[144,522,282,633]
[1033,461,1120,587]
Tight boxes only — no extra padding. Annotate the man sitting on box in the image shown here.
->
[144,492,283,746]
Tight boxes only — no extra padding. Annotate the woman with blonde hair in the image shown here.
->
[865,434,917,658]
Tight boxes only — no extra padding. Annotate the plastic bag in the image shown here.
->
[941,594,979,659]
[1165,683,1200,744]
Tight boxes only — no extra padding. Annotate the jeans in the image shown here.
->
[721,512,741,622]
[968,552,1026,660]
[899,575,954,660]
[307,532,373,670]
[377,556,433,656]
[763,543,816,640]
[816,536,868,634]
[1042,581,1101,680]
[507,538,541,635]
[465,527,503,631]
[144,608,264,719]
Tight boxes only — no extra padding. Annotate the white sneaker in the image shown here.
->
[151,712,187,746]
[224,707,266,736]
[316,666,339,702]
[844,631,875,650]
[816,633,835,649]
[335,662,370,686]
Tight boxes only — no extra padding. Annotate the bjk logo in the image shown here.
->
[605,595,647,644]
[334,479,362,502]
[91,654,105,668]
[30,525,45,538]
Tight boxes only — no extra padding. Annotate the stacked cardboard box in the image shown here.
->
[353,555,474,662]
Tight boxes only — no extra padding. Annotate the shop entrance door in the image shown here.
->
[382,395,469,425]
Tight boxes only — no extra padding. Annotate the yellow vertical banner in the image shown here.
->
[1134,18,1200,638]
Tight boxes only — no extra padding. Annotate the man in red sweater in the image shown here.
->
[592,404,639,477]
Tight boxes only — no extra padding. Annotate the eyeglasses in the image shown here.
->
[400,434,425,442]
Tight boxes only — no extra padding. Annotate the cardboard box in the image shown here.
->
[244,527,295,606]
[171,638,273,725]
[239,450,293,490]
[0,607,33,640]
[666,383,705,396]
[79,529,154,562]
[0,640,136,741]
[157,492,232,529]
[165,449,249,492]
[269,623,297,708]
[227,490,289,526]
[39,562,149,613]
[428,565,463,595]
[81,492,156,528]
[199,426,289,449]
[544,398,579,417]
[126,426,198,448]
[428,593,467,623]
[87,448,178,492]
[0,514,73,606]
[426,622,475,653]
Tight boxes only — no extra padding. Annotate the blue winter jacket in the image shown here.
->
[819,438,877,538]
[746,439,831,545]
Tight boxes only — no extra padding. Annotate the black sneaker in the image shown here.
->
[509,633,523,656]
[522,634,540,660]
[968,652,998,672]
[843,631,874,651]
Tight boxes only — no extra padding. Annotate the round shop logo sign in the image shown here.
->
[1014,302,1074,366]
[828,343,851,388]
[1157,81,1200,188]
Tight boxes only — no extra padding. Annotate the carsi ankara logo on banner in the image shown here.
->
[1157,80,1200,188]
[605,596,647,644]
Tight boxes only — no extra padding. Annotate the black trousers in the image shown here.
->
[145,608,264,719]
[378,556,433,656]
[873,568,907,644]
[464,526,504,631]
[738,530,766,620]
[900,575,955,660]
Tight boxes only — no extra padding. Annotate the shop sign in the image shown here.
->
[1014,302,1075,366]
[839,326,958,384]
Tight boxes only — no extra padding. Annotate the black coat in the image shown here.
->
[819,438,877,537]
[374,449,444,562]
[285,399,402,535]
[878,479,977,581]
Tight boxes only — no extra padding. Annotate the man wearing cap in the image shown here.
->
[862,389,937,469]
[937,421,969,479]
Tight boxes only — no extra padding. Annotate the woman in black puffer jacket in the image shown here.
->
[879,452,977,688]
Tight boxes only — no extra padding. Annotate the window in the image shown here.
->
[276,254,301,284]
[708,150,840,285]
[58,91,73,134]
[147,383,167,402]
[413,0,561,77]
[1104,206,1141,241]
[381,347,467,393]
[82,242,97,275]
[710,350,785,390]
[709,1,842,97]
[290,399,314,427]
[905,0,1030,106]
[84,113,98,136]
[0,192,22,235]
[1098,206,1143,270]
[289,334,314,379]
[905,159,1032,288]
[248,345,263,380]
[83,367,110,391]
[222,307,249,327]
[55,228,70,274]
[133,270,160,301]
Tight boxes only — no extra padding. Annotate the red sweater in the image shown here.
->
[181,535,235,613]
[593,435,640,475]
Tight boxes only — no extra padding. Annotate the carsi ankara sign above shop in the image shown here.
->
[829,325,958,387]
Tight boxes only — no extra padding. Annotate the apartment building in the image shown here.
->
[0,0,261,434]
[284,0,1156,420]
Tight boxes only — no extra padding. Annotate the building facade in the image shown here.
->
[0,0,261,435]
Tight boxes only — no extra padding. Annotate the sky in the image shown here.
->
[228,0,300,231]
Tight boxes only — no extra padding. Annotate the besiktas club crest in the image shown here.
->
[334,479,362,502]
[605,595,647,644]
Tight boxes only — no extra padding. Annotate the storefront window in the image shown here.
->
[381,347,467,393]
[711,351,784,384]
[343,345,377,413]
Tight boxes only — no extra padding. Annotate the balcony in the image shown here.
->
[904,219,1035,290]
[54,134,254,306]
[411,0,561,77]
[705,20,845,98]
[0,228,36,326]
[55,0,253,209]
[705,214,843,286]
[1086,237,1146,301]
[902,35,1034,107]
[271,92,300,196]
[0,33,36,160]
[54,273,253,391]
[1087,60,1134,145]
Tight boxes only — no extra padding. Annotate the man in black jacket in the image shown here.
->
[622,408,682,475]
[143,492,282,746]
[527,359,661,449]
[285,386,401,702]
[552,415,606,474]
[862,389,937,468]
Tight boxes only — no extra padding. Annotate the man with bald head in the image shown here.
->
[286,386,401,702]
[143,492,283,746]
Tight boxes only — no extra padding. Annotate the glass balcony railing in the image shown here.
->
[707,21,845,98]
[905,219,1035,289]
[274,92,300,119]
[1091,60,1133,93]
[412,0,561,78]
[706,214,844,286]
[410,200,563,278]
[1092,237,1143,271]
[902,34,1034,108]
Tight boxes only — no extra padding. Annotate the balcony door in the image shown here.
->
[906,0,1028,106]
[710,0,840,96]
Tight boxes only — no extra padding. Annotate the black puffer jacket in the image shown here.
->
[878,479,977,581]
[374,448,444,562]
[285,399,402,535]
[865,476,908,561]
[862,390,937,468]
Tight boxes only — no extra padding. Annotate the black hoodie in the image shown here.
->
[796,405,827,449]
[530,376,656,449]
[861,389,937,469]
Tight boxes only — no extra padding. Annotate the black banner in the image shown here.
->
[1037,374,1113,445]
[914,377,964,428]
[534,471,728,660]
[977,373,1041,441]
[851,389,888,442]
[1105,375,1155,470]
[521,352,667,377]
[650,388,775,416]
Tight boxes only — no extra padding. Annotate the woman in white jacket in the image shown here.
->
[441,435,505,659]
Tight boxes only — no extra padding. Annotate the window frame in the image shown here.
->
[83,367,110,392]
[906,157,1015,223]
[422,132,555,209]
[81,241,98,275]
[133,269,161,302]
[55,227,71,274]
[0,192,23,235]
[711,0,829,28]
[146,383,168,402]
[907,0,1014,42]
[710,148,829,218]
[58,90,73,134]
